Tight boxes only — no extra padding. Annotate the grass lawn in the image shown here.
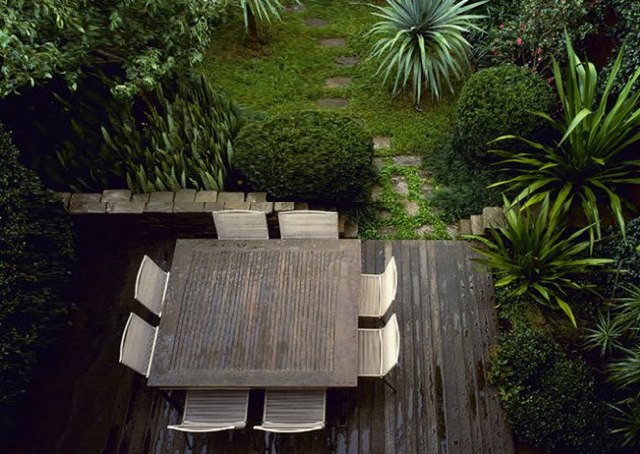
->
[202,0,456,156]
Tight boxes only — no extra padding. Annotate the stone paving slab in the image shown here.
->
[250,202,274,213]
[320,38,346,47]
[335,56,359,66]
[317,98,348,108]
[107,201,146,214]
[102,189,132,203]
[144,202,174,213]
[149,191,174,203]
[224,201,251,210]
[204,202,225,212]
[373,137,391,150]
[324,77,352,88]
[246,192,267,203]
[132,193,150,203]
[174,189,196,203]
[217,192,245,203]
[284,3,305,12]
[393,155,422,166]
[194,191,218,203]
[306,18,328,27]
[173,202,204,213]
[275,201,295,211]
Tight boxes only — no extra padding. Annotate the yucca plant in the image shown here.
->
[239,0,284,39]
[470,191,614,326]
[490,33,640,245]
[369,0,486,107]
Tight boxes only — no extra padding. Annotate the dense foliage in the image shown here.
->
[368,0,486,105]
[455,65,555,163]
[1,0,227,98]
[482,0,596,72]
[491,35,640,243]
[0,125,74,432]
[471,193,613,326]
[491,324,613,452]
[234,111,374,206]
[601,0,640,94]
[57,75,243,192]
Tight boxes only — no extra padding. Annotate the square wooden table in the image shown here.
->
[147,239,361,388]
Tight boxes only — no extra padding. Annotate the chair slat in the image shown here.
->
[254,389,326,433]
[168,390,249,433]
[119,313,157,377]
[134,255,169,317]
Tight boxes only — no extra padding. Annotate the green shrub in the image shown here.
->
[491,324,614,452]
[600,0,640,95]
[234,111,374,206]
[455,65,555,164]
[0,124,74,437]
[595,216,640,293]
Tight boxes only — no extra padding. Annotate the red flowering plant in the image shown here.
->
[485,0,596,75]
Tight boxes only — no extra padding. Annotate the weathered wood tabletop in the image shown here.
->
[147,239,361,388]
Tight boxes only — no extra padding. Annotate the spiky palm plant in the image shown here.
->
[369,0,486,107]
[239,0,284,39]
[470,191,614,326]
[490,33,640,245]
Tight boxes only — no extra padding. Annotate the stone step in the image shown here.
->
[458,219,472,235]
[470,215,485,235]
[482,206,506,229]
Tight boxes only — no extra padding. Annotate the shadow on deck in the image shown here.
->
[7,220,513,454]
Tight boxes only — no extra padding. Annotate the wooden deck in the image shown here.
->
[7,223,514,454]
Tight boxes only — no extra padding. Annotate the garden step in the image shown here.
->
[458,218,472,235]
[324,77,352,88]
[335,56,359,66]
[482,206,506,229]
[470,214,485,235]
[392,155,422,167]
[317,98,348,108]
[319,38,346,47]
[305,18,328,27]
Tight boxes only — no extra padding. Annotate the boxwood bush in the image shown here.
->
[455,65,556,164]
[234,111,374,206]
[490,324,614,452]
[0,124,74,438]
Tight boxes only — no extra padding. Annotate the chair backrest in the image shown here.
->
[380,257,398,315]
[119,313,158,377]
[134,255,169,317]
[168,390,249,433]
[212,210,269,240]
[256,389,326,433]
[278,211,338,239]
[381,314,400,376]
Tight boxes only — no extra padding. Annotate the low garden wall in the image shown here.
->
[57,189,358,238]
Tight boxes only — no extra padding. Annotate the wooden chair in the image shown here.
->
[134,254,170,317]
[277,211,339,239]
[358,314,400,392]
[358,257,397,319]
[118,313,158,377]
[212,210,269,239]
[168,390,250,448]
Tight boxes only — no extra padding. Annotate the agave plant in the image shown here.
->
[369,0,486,106]
[490,33,640,244]
[470,191,614,326]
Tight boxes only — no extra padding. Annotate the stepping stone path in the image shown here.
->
[324,77,352,88]
[335,56,359,66]
[317,98,348,108]
[297,13,456,238]
[320,38,346,47]
[306,18,328,27]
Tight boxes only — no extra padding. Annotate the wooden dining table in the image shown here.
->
[147,238,361,389]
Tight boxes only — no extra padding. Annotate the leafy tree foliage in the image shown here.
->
[0,0,227,98]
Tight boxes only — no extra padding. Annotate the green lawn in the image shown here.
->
[202,0,456,156]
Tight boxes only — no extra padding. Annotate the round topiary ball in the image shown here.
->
[234,111,374,206]
[455,65,556,164]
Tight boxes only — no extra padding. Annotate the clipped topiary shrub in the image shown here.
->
[234,111,374,206]
[455,65,556,163]
[0,124,74,437]
[490,324,614,453]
